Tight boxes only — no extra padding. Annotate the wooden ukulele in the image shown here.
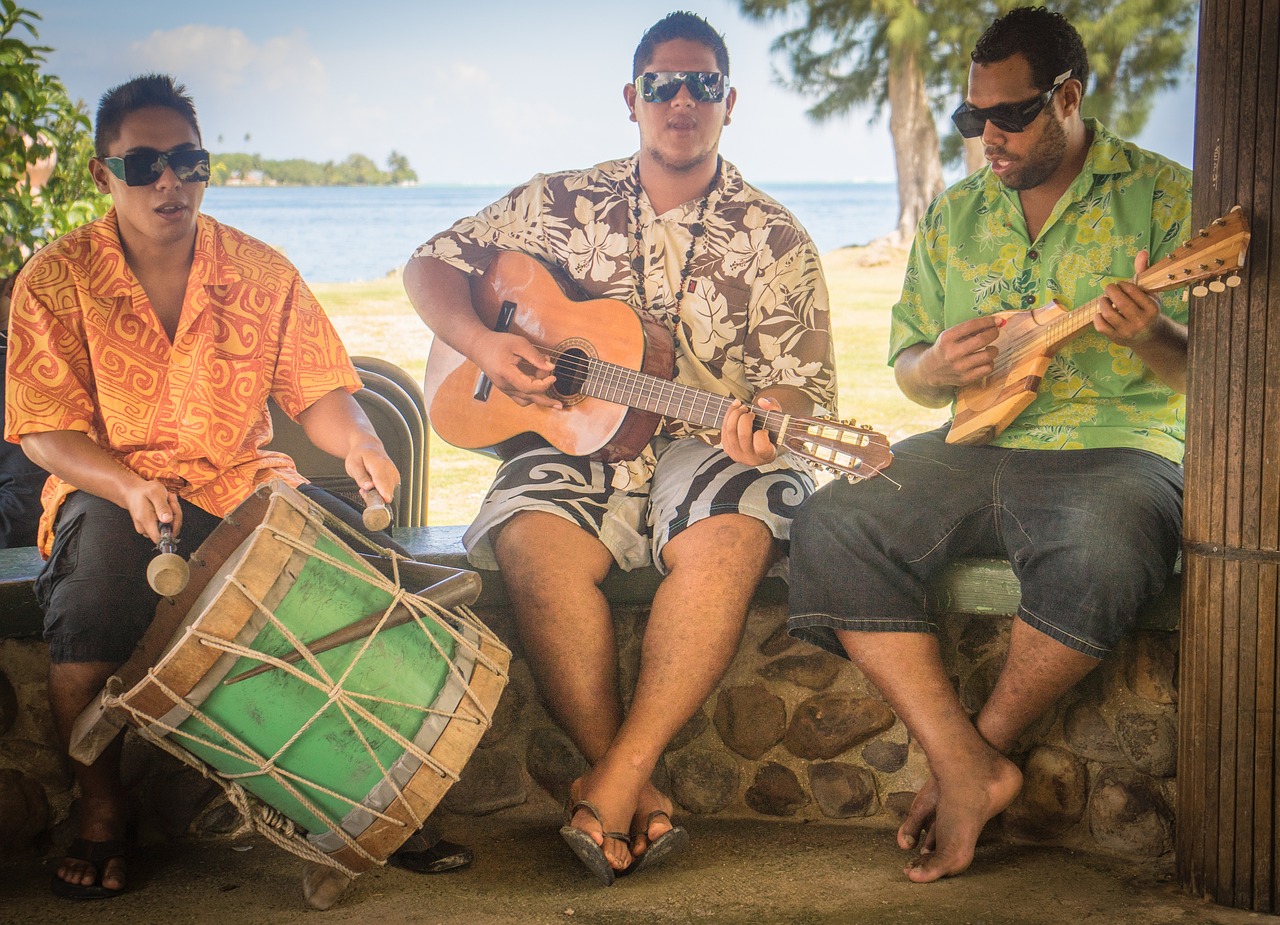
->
[948,207,1251,446]
[423,251,892,482]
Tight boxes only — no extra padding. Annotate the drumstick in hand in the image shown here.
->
[147,523,190,596]
[359,487,392,531]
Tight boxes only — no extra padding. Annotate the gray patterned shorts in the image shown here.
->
[462,435,815,574]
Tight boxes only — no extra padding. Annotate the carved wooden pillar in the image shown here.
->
[1179,0,1279,912]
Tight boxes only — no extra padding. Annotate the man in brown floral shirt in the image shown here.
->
[406,11,835,884]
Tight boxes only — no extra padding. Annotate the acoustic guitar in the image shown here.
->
[948,206,1251,446]
[423,251,892,482]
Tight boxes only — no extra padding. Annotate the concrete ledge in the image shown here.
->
[0,525,1186,863]
[0,529,1180,638]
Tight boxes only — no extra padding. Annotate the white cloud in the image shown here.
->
[130,25,326,94]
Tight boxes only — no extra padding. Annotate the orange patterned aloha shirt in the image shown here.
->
[4,209,363,555]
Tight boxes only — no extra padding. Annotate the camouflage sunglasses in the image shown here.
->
[102,146,211,186]
[634,71,727,103]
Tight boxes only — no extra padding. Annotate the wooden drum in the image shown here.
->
[70,480,510,879]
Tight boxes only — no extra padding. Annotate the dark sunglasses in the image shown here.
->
[102,147,211,186]
[950,70,1072,138]
[634,71,727,103]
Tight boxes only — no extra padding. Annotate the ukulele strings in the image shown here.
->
[988,295,1106,375]
[990,267,1164,376]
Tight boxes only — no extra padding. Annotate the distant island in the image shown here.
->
[211,151,417,187]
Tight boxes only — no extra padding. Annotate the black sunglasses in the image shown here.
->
[950,70,1072,138]
[102,147,211,187]
[634,71,727,104]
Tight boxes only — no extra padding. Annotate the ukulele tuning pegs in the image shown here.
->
[1226,275,1242,288]
[1192,284,1209,297]
[1208,279,1227,293]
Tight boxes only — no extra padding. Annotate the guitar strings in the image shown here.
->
[512,345,887,467]
[533,345,783,429]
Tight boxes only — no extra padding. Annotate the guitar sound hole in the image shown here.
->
[553,347,589,397]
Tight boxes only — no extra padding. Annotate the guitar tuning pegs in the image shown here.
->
[1192,284,1209,297]
[1226,275,1242,287]
[1208,280,1226,293]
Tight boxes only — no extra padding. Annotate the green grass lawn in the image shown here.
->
[312,253,948,527]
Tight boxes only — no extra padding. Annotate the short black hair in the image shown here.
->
[633,11,730,80]
[972,6,1090,95]
[95,74,201,157]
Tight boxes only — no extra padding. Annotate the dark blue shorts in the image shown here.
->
[787,426,1183,659]
[37,484,397,664]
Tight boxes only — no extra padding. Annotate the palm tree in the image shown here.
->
[740,0,1197,247]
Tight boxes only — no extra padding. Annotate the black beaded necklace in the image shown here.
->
[629,161,714,321]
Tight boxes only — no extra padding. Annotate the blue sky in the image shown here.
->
[34,0,1195,186]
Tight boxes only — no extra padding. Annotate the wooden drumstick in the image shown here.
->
[359,487,391,531]
[221,570,480,685]
[146,523,190,597]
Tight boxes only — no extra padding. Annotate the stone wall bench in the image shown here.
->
[0,529,1182,863]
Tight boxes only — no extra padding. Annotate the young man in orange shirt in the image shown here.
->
[4,74,400,899]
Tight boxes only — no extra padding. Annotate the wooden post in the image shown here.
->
[1179,0,1279,913]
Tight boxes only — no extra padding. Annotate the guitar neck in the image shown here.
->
[581,358,786,434]
[1042,294,1107,350]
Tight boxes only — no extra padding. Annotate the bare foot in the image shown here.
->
[897,774,938,853]
[567,774,636,873]
[629,782,676,859]
[904,753,1022,883]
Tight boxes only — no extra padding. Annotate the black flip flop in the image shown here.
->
[559,799,631,887]
[49,837,128,900]
[624,810,689,876]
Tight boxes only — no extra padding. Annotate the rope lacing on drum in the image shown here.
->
[103,487,513,878]
[104,691,362,878]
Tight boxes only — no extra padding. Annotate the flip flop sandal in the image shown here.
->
[624,810,689,876]
[559,799,631,887]
[49,837,129,900]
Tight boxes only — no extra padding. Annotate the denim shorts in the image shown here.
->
[786,426,1183,659]
[37,484,399,665]
[463,435,815,574]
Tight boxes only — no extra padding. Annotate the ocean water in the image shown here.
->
[201,181,900,284]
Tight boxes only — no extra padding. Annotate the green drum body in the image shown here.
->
[105,481,509,873]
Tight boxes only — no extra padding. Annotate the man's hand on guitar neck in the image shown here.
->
[1095,250,1188,394]
[722,398,781,466]
[721,389,812,468]
[895,316,1002,409]
[1095,250,1163,347]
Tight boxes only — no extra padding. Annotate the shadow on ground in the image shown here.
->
[0,810,1266,925]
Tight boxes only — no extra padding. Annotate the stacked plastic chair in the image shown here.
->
[351,357,429,526]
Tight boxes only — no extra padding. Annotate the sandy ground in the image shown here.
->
[1,808,1270,925]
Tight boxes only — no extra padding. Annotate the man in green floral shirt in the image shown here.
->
[788,7,1190,883]
[406,12,835,885]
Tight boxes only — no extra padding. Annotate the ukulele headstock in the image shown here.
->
[1138,205,1251,299]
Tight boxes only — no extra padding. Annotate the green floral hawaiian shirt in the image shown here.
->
[890,120,1192,463]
